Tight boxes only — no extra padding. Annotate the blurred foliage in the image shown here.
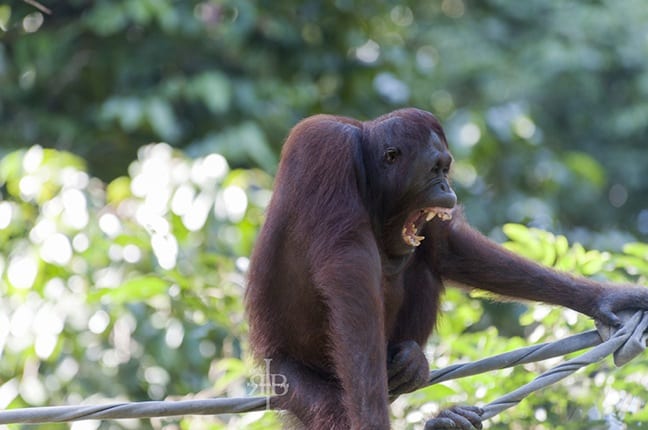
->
[1,0,648,240]
[0,145,280,429]
[2,1,648,429]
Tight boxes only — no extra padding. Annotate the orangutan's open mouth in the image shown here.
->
[402,207,453,247]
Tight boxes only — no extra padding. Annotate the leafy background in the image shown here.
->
[1,1,648,429]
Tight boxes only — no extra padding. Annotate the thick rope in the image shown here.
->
[481,310,648,420]
[0,311,645,425]
[427,330,602,385]
[0,397,268,424]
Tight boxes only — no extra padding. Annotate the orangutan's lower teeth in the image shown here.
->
[402,207,453,247]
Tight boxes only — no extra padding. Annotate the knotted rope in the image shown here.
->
[0,311,646,425]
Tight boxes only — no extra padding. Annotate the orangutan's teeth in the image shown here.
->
[407,233,424,247]
[439,211,452,221]
[426,211,436,221]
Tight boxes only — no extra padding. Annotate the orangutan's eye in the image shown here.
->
[384,147,401,164]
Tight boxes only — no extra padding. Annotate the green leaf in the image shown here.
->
[614,255,648,276]
[502,224,545,261]
[539,232,557,266]
[0,5,10,31]
[147,98,180,141]
[502,223,531,243]
[409,384,456,403]
[564,151,606,188]
[554,235,569,258]
[555,249,576,272]
[41,148,86,171]
[0,150,23,188]
[579,251,606,276]
[89,275,168,303]
[106,176,132,204]
[193,72,231,114]
[623,242,648,260]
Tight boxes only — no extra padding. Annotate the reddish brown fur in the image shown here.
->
[246,108,648,429]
